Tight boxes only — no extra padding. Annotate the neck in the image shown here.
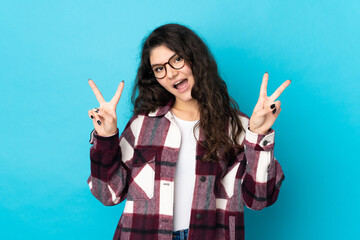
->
[171,99,200,121]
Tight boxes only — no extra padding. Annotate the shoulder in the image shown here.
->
[224,110,250,145]
[124,110,168,133]
[122,112,147,132]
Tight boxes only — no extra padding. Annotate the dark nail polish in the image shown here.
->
[95,108,99,113]
[97,120,101,125]
[272,108,277,114]
[270,104,275,109]
[91,115,94,119]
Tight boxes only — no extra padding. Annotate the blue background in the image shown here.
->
[1,0,359,239]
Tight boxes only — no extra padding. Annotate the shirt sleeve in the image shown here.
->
[87,115,138,206]
[241,125,285,210]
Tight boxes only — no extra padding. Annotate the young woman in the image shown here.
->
[87,23,290,240]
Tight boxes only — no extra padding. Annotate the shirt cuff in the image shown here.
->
[244,127,275,151]
[89,128,120,151]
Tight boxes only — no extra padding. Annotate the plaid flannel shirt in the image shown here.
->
[87,100,284,240]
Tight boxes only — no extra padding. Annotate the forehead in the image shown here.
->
[149,45,176,65]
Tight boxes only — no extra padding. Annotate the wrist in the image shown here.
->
[104,129,119,137]
[248,127,267,135]
[95,128,118,137]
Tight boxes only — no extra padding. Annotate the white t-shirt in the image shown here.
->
[172,113,198,231]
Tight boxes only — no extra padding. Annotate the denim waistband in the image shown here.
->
[172,228,188,240]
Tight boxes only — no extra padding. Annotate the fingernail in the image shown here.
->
[97,120,101,125]
[121,80,124,83]
[91,115,94,119]
[270,104,275,109]
[94,108,99,113]
[265,72,268,74]
[272,108,277,114]
[88,78,91,81]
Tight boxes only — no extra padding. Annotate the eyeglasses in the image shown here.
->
[151,54,185,79]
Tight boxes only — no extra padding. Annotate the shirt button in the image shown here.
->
[196,213,202,219]
[200,176,206,182]
[263,140,269,146]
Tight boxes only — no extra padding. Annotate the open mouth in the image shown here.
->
[173,79,188,91]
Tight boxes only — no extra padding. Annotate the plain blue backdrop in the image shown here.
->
[1,0,359,239]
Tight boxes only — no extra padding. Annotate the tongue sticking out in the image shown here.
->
[175,79,188,91]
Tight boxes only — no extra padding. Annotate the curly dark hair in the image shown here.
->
[131,23,244,162]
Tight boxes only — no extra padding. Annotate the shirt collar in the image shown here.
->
[148,98,175,117]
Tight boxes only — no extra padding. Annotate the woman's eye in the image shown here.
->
[154,66,164,72]
[175,56,183,62]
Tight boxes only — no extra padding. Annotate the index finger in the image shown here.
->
[110,81,125,106]
[269,80,291,101]
[88,79,106,105]
[259,72,268,98]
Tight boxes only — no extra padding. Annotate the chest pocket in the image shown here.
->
[219,162,241,199]
[218,153,246,199]
[128,147,157,201]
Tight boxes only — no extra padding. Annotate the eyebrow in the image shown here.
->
[151,53,177,68]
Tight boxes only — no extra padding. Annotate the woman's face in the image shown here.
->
[149,45,195,104]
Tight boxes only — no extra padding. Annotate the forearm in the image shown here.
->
[88,128,129,206]
[90,128,121,181]
[241,127,284,210]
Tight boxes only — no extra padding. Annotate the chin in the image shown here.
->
[177,94,194,103]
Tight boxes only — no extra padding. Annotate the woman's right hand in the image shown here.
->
[88,79,125,137]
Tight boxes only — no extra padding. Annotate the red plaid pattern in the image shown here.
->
[87,101,284,240]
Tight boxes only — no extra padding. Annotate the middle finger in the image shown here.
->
[269,80,291,101]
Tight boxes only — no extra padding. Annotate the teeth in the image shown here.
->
[174,80,183,89]
[174,80,183,86]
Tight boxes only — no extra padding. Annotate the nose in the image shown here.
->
[165,63,178,79]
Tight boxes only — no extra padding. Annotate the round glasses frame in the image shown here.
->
[151,54,185,79]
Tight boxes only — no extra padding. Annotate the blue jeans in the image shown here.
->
[172,229,188,240]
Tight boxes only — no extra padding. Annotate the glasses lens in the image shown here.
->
[152,55,185,79]
[170,55,185,69]
[153,66,165,79]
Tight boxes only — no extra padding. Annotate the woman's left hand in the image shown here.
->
[249,72,291,134]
